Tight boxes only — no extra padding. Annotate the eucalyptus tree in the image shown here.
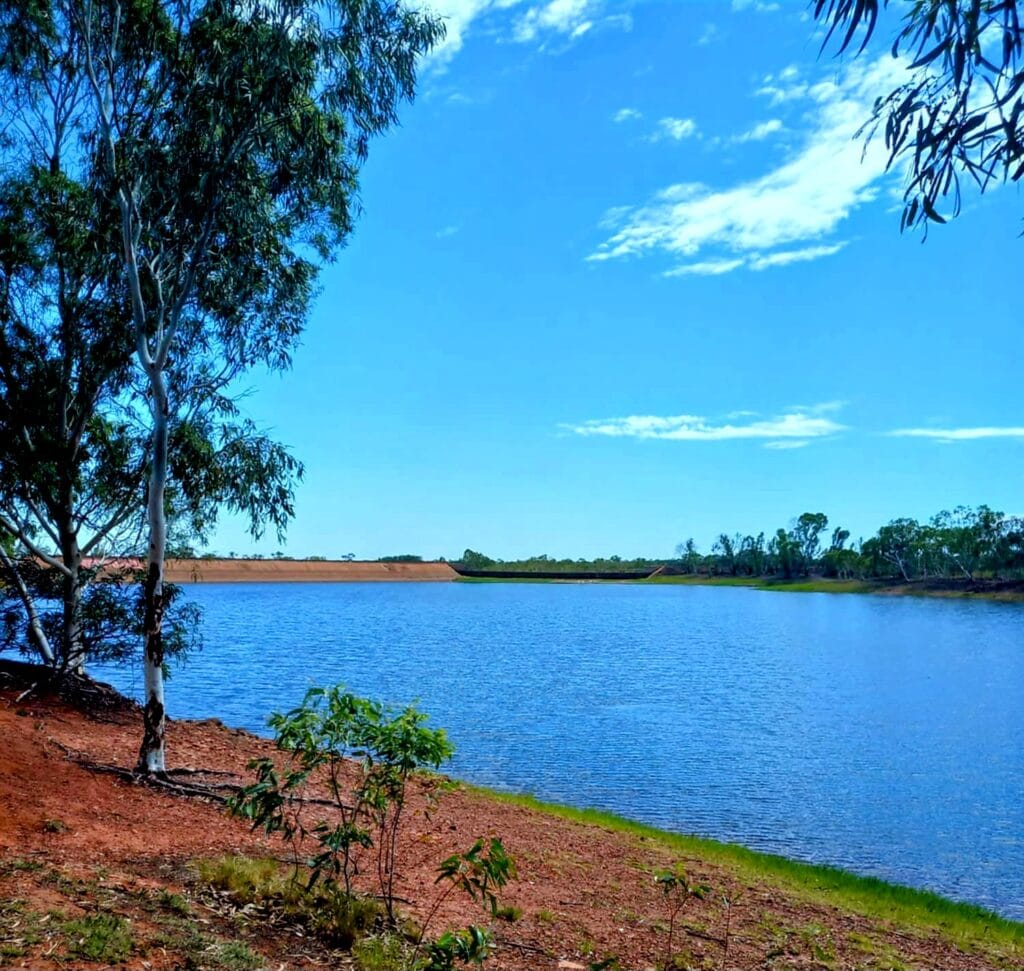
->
[2,0,443,772]
[814,0,1024,229]
[791,513,829,576]
[0,58,144,671]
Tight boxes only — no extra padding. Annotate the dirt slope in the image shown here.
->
[162,559,460,582]
[0,687,1016,971]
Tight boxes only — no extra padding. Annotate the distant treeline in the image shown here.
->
[457,505,1024,582]
[457,550,664,575]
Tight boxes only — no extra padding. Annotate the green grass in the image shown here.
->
[195,855,379,948]
[195,856,285,904]
[352,932,411,971]
[454,576,558,584]
[469,787,1024,957]
[647,574,1024,601]
[644,575,883,594]
[206,940,265,971]
[458,573,1024,601]
[64,913,134,962]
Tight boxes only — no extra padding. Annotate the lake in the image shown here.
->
[96,581,1024,919]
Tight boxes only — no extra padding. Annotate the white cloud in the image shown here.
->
[733,118,784,142]
[651,116,699,141]
[888,426,1024,442]
[423,0,505,66]
[563,405,847,445]
[731,0,780,11]
[423,0,620,65]
[435,225,461,238]
[697,22,719,46]
[749,243,846,269]
[661,243,845,276]
[663,258,745,276]
[513,0,606,43]
[590,56,910,275]
[613,107,643,123]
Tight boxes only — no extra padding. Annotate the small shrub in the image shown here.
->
[494,905,521,922]
[228,685,454,926]
[64,913,133,962]
[420,926,492,971]
[43,818,67,833]
[654,864,710,971]
[536,909,555,924]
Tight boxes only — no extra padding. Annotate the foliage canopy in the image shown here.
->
[814,0,1024,229]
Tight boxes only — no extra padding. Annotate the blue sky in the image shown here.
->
[210,0,1023,561]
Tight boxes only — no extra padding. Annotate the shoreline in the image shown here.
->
[2,672,1021,970]
[156,559,1024,600]
[644,574,1024,601]
[458,573,1024,601]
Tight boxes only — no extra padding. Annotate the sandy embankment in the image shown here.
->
[162,559,459,582]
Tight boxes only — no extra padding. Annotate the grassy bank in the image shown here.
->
[456,573,1024,601]
[472,786,1024,957]
[645,574,1024,601]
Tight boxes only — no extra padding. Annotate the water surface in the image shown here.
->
[98,582,1024,918]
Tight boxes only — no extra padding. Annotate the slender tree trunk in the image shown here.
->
[0,549,55,665]
[137,368,169,774]
[60,533,85,674]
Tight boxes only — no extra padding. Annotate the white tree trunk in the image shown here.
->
[0,548,55,665]
[137,367,169,774]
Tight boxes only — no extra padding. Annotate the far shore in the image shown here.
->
[642,573,1024,602]
[162,558,459,582]
[156,559,1024,601]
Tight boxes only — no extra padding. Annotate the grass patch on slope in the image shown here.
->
[643,575,877,594]
[471,787,1024,958]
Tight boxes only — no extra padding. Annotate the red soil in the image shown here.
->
[0,683,1012,971]
[162,559,459,582]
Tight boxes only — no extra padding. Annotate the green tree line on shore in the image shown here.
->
[457,505,1024,583]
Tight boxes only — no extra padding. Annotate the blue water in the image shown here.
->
[96,582,1024,919]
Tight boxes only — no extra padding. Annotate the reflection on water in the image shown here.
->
[97,581,1024,918]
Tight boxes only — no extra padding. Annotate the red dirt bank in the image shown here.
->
[165,559,459,582]
[0,684,1015,971]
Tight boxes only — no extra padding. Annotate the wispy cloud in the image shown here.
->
[563,404,847,446]
[650,116,699,142]
[423,0,505,67]
[424,0,623,66]
[888,426,1024,442]
[731,0,780,12]
[749,243,846,269]
[613,107,643,123]
[663,258,744,277]
[513,0,597,42]
[512,0,631,45]
[696,22,719,46]
[435,225,461,239]
[733,118,784,142]
[590,57,910,275]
